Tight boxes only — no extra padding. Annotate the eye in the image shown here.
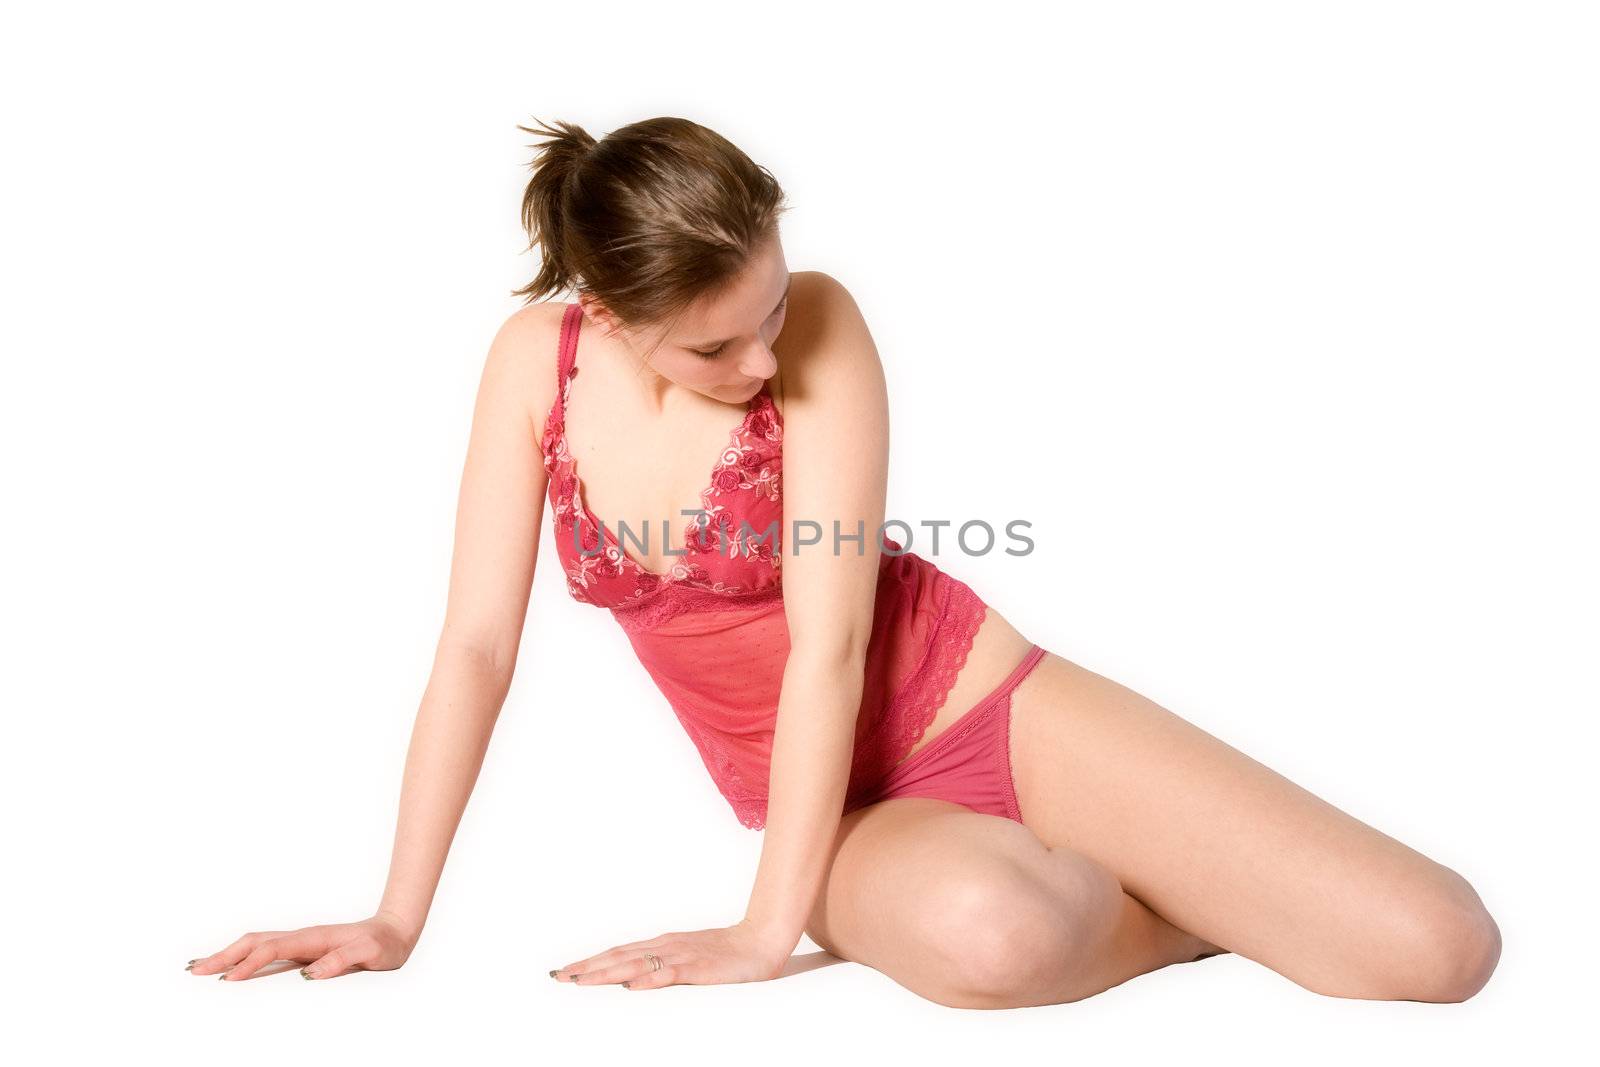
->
[691,300,787,360]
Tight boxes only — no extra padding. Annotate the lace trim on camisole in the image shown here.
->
[864,574,990,781]
[610,577,786,636]
[540,300,994,832]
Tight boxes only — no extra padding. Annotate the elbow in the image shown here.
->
[788,629,872,675]
[436,635,519,680]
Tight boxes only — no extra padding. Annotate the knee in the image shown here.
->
[1344,871,1502,1003]
[1399,878,1502,1003]
[924,859,1121,1007]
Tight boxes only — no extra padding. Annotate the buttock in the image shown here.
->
[845,643,1049,824]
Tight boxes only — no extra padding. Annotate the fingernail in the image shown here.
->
[301,967,316,980]
[548,969,560,979]
[217,973,229,981]
[185,959,198,970]
[622,981,631,989]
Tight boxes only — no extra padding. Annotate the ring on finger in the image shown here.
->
[643,953,663,972]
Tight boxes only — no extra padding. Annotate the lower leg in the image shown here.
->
[1044,889,1217,1005]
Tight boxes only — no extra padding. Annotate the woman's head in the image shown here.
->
[514,116,792,403]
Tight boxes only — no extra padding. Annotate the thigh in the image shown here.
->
[1007,650,1493,995]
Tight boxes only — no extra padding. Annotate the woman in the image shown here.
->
[188,116,1501,1008]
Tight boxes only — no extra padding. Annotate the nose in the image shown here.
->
[740,342,778,381]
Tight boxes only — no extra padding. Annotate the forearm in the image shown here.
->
[742,642,866,951]
[375,643,513,940]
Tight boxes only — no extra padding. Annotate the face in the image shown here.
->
[581,235,791,403]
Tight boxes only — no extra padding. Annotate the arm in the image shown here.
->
[543,274,892,991]
[192,305,557,981]
[742,272,889,957]
[375,306,556,941]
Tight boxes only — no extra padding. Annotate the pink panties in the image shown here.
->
[845,643,1048,823]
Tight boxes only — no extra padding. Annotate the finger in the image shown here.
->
[623,957,688,991]
[557,937,671,981]
[254,929,337,972]
[218,927,344,981]
[303,936,378,981]
[216,934,334,985]
[558,935,667,971]
[578,952,679,988]
[218,938,294,981]
[189,931,291,976]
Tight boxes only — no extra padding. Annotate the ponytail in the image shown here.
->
[512,117,598,303]
[509,115,789,330]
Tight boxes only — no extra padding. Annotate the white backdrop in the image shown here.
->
[3,1,1595,1062]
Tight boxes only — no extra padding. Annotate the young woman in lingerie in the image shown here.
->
[188,116,1501,1009]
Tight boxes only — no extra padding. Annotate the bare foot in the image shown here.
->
[1183,935,1229,963]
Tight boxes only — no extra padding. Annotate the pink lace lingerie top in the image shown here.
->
[540,302,988,829]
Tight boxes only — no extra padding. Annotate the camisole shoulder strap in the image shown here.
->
[552,301,584,419]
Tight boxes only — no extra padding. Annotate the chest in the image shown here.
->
[542,367,785,602]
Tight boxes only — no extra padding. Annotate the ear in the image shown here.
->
[576,294,670,366]
[576,293,628,340]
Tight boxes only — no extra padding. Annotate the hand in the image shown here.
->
[188,912,419,981]
[552,917,793,991]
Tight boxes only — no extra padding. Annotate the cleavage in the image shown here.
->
[564,373,745,576]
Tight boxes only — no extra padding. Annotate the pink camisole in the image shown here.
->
[540,302,989,828]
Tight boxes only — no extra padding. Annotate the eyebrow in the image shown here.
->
[682,275,793,349]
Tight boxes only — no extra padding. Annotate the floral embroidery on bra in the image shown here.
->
[540,310,784,609]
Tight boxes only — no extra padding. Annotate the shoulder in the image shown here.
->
[480,300,568,441]
[770,271,881,416]
[781,270,870,346]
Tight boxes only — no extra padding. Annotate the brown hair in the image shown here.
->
[512,116,790,335]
